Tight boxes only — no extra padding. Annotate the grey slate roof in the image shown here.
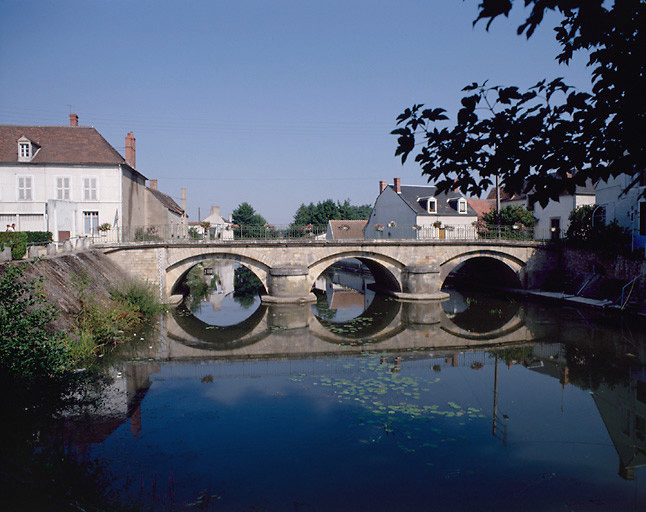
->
[391,185,478,217]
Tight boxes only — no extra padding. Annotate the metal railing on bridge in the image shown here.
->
[88,223,536,245]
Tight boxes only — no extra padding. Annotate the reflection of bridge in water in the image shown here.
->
[142,299,531,360]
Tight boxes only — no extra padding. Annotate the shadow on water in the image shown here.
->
[441,289,521,334]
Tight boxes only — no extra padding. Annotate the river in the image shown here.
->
[12,262,646,511]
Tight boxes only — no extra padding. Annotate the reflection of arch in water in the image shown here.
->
[167,253,269,296]
[167,303,270,350]
[439,309,526,341]
[308,253,402,293]
[310,293,403,345]
[440,252,525,289]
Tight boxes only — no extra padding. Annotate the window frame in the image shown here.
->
[17,175,34,201]
[82,176,98,201]
[56,176,71,201]
[458,198,468,214]
[83,211,99,235]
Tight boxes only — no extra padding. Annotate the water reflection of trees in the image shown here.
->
[233,266,264,306]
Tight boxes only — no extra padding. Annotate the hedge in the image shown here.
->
[25,231,53,245]
[0,232,28,260]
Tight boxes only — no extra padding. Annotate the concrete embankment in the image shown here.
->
[0,250,130,332]
[523,247,646,317]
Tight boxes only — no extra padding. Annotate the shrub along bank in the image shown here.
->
[0,252,165,402]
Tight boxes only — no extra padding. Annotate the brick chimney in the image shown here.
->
[149,179,157,190]
[69,113,79,127]
[125,132,136,169]
[394,177,401,194]
[379,180,387,194]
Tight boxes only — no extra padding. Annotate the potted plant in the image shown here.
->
[97,223,111,236]
[375,224,384,232]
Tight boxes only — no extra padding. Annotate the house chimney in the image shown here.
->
[69,113,79,127]
[394,177,401,194]
[149,179,157,190]
[379,180,387,194]
[210,206,220,217]
[125,132,136,169]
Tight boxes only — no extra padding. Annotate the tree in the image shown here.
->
[231,202,267,227]
[392,1,645,207]
[483,204,536,228]
[291,199,372,226]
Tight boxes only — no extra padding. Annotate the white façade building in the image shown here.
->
[595,171,646,250]
[487,180,596,240]
[0,114,183,242]
[364,178,478,239]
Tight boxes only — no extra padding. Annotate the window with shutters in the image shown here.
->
[83,177,98,201]
[17,176,33,200]
[56,176,71,200]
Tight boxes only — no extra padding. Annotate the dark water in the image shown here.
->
[11,269,646,511]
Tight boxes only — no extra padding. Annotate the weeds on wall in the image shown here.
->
[72,268,165,360]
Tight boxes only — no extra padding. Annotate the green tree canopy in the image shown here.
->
[232,202,267,227]
[291,199,371,226]
[392,0,645,207]
[483,204,536,228]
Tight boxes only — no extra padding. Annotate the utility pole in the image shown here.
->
[181,187,187,238]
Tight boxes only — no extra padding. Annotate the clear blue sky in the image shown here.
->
[0,0,592,224]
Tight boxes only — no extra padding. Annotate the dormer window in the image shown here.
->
[419,197,437,214]
[17,136,37,162]
[458,198,467,214]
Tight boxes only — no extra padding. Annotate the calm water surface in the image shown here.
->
[34,270,646,511]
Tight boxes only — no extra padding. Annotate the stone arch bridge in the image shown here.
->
[101,239,555,303]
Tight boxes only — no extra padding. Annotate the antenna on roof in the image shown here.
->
[67,104,73,114]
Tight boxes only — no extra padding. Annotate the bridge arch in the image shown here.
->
[439,250,526,288]
[307,251,404,293]
[166,252,270,297]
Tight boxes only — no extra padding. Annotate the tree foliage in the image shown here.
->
[483,204,536,227]
[292,199,371,226]
[232,202,267,227]
[392,0,645,206]
[566,204,631,252]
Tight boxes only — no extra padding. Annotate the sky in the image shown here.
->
[0,0,593,224]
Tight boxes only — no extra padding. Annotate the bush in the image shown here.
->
[0,262,71,393]
[566,205,632,254]
[109,280,165,319]
[0,232,28,259]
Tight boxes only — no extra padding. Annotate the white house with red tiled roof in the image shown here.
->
[0,114,183,242]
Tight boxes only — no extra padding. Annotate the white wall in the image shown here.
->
[0,163,124,239]
[596,174,646,249]
[532,194,595,240]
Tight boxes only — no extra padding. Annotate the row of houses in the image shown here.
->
[350,176,645,249]
[1,116,644,249]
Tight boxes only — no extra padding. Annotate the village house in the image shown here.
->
[198,206,234,240]
[487,180,596,240]
[0,114,183,242]
[364,178,478,239]
[595,171,646,250]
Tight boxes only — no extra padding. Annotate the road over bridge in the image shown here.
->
[101,239,556,303]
